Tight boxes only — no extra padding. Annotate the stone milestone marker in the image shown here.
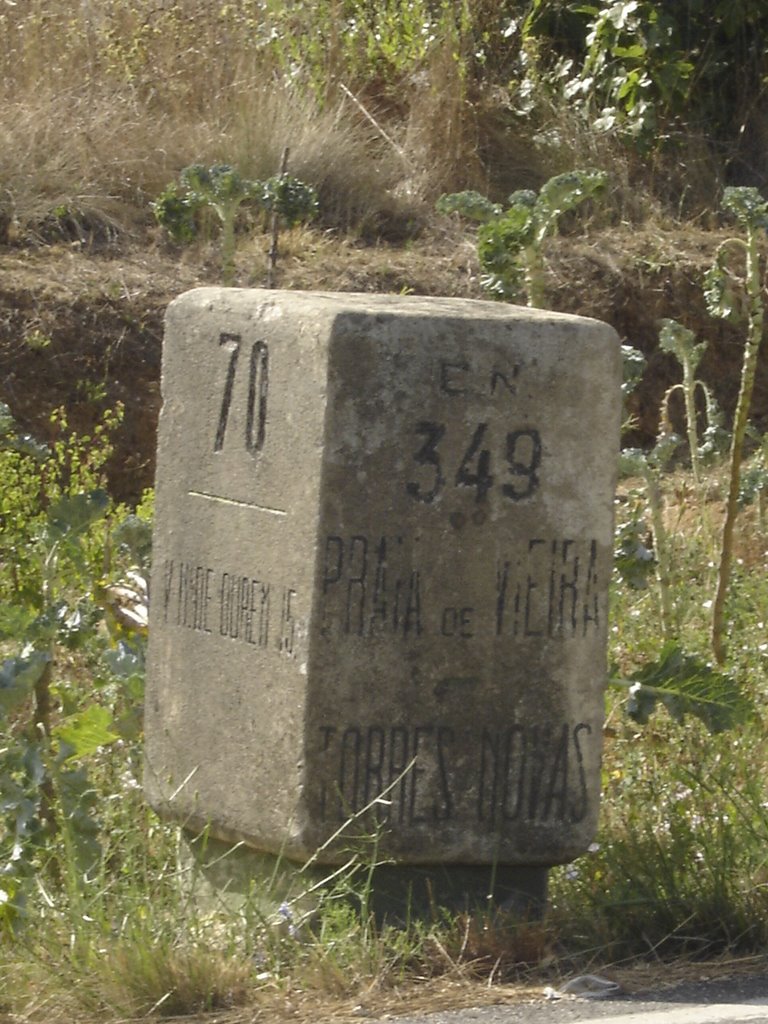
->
[145,288,621,896]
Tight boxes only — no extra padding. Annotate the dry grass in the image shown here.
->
[0,0,734,246]
[0,0,638,242]
[0,82,409,239]
[0,0,417,238]
[8,943,768,1024]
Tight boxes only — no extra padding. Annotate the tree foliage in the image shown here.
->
[521,1,768,159]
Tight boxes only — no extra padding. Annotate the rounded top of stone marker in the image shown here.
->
[167,287,615,331]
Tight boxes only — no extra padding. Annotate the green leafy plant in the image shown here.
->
[738,430,768,531]
[566,1,693,145]
[704,187,767,663]
[437,170,607,306]
[150,182,198,244]
[617,344,678,636]
[261,173,321,228]
[617,326,730,642]
[610,642,755,734]
[657,318,726,485]
[153,164,318,285]
[618,196,766,667]
[0,405,149,935]
[521,1,768,157]
[261,0,472,107]
[153,165,260,285]
[0,401,49,460]
[613,507,655,593]
[619,443,678,639]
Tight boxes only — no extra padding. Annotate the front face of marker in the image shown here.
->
[145,289,621,867]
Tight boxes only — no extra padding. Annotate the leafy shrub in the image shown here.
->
[153,163,318,284]
[521,1,768,161]
[0,404,150,935]
[437,169,607,305]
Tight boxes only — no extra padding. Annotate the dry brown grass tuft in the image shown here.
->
[0,81,410,239]
[0,0,416,239]
[437,910,556,985]
[1,0,676,242]
[99,942,256,1018]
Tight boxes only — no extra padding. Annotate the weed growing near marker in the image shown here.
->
[436,170,607,306]
[549,712,768,959]
[705,188,768,663]
[614,188,767,667]
[153,164,318,285]
[0,404,150,937]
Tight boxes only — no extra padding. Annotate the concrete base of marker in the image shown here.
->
[181,830,547,924]
[179,831,325,921]
[363,863,548,922]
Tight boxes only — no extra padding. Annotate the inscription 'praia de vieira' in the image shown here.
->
[320,533,604,641]
[317,720,592,827]
[160,556,299,657]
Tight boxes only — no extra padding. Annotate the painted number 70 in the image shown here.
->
[213,332,269,455]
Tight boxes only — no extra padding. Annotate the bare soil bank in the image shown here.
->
[1,225,765,504]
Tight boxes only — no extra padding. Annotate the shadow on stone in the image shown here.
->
[182,830,547,928]
[362,863,548,924]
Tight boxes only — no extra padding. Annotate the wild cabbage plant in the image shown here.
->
[657,318,726,485]
[620,437,679,640]
[260,173,320,227]
[704,187,767,663]
[436,170,607,306]
[611,349,754,732]
[610,642,755,734]
[153,164,318,285]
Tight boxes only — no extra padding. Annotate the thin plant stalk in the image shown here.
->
[711,230,764,663]
[220,210,237,286]
[33,551,56,828]
[267,147,290,289]
[524,243,547,309]
[657,319,708,487]
[681,378,701,486]
[643,463,674,639]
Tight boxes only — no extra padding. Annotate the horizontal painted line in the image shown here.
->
[188,490,287,516]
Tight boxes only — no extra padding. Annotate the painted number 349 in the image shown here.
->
[406,421,541,504]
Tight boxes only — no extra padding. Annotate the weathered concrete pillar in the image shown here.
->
[145,289,621,912]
